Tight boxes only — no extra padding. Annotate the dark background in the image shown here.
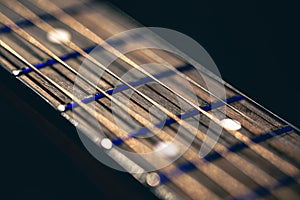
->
[1,0,299,199]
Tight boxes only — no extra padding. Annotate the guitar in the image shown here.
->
[1,0,299,199]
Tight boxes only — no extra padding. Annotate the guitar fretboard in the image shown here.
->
[1,0,300,199]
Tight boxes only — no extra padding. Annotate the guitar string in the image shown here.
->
[0,0,297,137]
[27,0,289,137]
[0,39,101,138]
[0,8,277,197]
[129,43,264,133]
[0,3,205,158]
[0,2,296,138]
[2,0,300,191]
[0,0,247,174]
[6,0,286,148]
[0,43,262,197]
[0,18,296,200]
[9,33,297,150]
[0,12,201,153]
[1,40,227,199]
[16,37,288,178]
[14,0,300,178]
[1,0,286,142]
[0,40,242,199]
[2,0,218,128]
[0,6,237,194]
[3,1,231,145]
[29,0,228,124]
[1,29,268,194]
[2,37,296,197]
[1,0,296,150]
[1,0,288,157]
[0,3,234,177]
[1,11,298,200]
[1,38,251,200]
[1,2,298,197]
[113,8,299,137]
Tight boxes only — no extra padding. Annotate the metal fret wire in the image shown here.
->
[1,0,298,198]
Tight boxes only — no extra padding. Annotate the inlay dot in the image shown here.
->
[220,118,242,131]
[101,138,113,150]
[146,172,160,187]
[47,28,71,44]
[154,142,179,158]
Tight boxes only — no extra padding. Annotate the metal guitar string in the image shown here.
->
[4,1,299,179]
[1,0,298,188]
[2,1,217,138]
[1,0,286,140]
[27,0,281,135]
[0,40,236,199]
[2,1,228,146]
[0,1,300,198]
[0,17,256,199]
[1,0,296,139]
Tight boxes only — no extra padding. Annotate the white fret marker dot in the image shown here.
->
[220,118,242,131]
[47,29,71,44]
[101,138,112,150]
[57,104,65,112]
[154,142,178,158]
[146,173,160,187]
[12,70,21,76]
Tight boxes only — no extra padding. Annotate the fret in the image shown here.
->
[1,0,299,199]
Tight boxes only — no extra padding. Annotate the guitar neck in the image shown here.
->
[1,0,299,199]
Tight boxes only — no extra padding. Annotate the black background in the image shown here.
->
[1,0,299,199]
